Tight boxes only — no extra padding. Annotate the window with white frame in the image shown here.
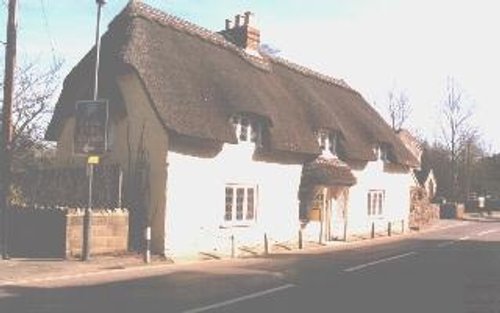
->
[230,115,262,145]
[224,185,257,224]
[317,130,338,156]
[367,190,385,216]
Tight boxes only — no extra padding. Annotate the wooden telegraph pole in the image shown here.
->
[1,0,18,260]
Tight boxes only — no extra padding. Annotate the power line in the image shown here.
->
[39,0,58,65]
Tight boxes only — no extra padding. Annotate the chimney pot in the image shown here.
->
[234,14,242,27]
[244,11,253,26]
[220,11,261,56]
[225,18,233,30]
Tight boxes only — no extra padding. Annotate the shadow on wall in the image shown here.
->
[8,207,129,258]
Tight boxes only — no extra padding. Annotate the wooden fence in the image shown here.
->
[8,207,128,258]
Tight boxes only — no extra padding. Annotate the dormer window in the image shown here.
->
[231,114,262,145]
[317,130,338,157]
[376,143,390,162]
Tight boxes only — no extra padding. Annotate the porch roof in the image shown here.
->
[301,157,357,187]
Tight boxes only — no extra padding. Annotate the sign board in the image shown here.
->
[74,100,109,155]
[87,156,100,165]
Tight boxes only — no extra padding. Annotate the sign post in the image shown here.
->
[83,155,99,261]
[74,100,108,262]
[75,0,107,262]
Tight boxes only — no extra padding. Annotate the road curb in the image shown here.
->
[0,220,469,287]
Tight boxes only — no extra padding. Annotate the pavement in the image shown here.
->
[1,217,497,312]
[0,218,461,286]
[461,211,500,222]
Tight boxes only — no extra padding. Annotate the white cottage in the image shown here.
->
[45,2,419,257]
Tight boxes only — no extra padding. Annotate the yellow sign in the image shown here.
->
[87,156,100,165]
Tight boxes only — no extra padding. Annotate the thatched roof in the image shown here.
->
[301,157,357,187]
[397,129,422,166]
[46,2,419,167]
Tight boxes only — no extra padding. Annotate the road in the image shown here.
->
[1,220,500,313]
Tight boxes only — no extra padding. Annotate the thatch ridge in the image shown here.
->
[45,1,419,167]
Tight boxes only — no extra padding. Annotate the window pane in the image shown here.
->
[319,132,327,151]
[372,193,378,215]
[236,188,244,220]
[378,192,383,215]
[329,133,337,155]
[246,188,255,220]
[367,193,372,215]
[250,122,260,143]
[225,188,233,221]
[240,119,249,141]
[381,148,386,161]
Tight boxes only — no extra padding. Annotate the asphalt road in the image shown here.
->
[1,220,500,313]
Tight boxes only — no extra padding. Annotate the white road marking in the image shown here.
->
[437,241,456,248]
[459,236,470,241]
[343,252,418,273]
[181,284,296,313]
[477,229,497,237]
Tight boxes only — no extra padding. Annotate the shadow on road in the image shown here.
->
[2,236,500,313]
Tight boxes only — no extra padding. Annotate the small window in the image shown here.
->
[368,190,385,216]
[317,130,338,156]
[224,185,258,224]
[231,115,262,145]
[377,144,390,162]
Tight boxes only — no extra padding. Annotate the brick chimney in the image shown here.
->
[219,11,261,55]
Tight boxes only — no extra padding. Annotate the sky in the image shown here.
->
[2,0,499,153]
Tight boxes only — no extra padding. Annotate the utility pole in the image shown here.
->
[465,139,472,202]
[82,0,106,261]
[1,0,18,260]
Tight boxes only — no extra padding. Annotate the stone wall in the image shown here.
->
[409,187,440,229]
[8,207,129,258]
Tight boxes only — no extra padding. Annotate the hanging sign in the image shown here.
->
[74,100,109,155]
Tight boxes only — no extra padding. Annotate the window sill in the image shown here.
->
[219,223,255,229]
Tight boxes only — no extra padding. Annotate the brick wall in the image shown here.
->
[66,209,129,257]
[9,207,129,258]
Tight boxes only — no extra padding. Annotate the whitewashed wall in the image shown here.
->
[165,142,302,256]
[347,160,412,236]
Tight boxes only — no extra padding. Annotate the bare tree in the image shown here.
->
[440,77,476,202]
[387,88,411,131]
[1,59,63,168]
